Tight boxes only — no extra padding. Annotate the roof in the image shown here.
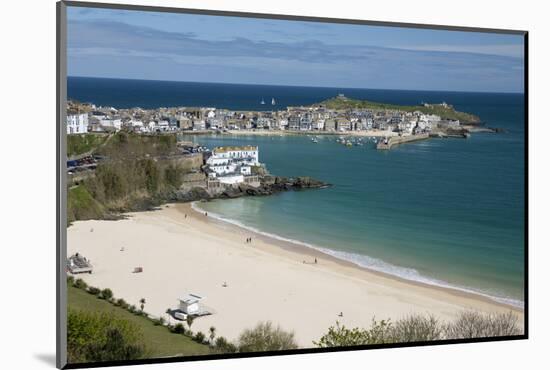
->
[178,293,204,304]
[213,146,258,154]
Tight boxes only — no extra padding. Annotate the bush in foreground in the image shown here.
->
[445,311,522,339]
[314,311,522,347]
[237,321,298,352]
[67,309,147,363]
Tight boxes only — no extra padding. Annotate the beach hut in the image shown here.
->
[178,293,204,314]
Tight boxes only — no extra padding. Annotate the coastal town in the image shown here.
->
[67,94,491,141]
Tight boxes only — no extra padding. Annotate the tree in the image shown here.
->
[209,326,217,344]
[389,314,443,342]
[237,321,298,352]
[139,298,146,313]
[186,315,195,331]
[445,311,522,339]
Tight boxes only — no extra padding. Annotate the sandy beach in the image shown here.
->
[67,203,523,347]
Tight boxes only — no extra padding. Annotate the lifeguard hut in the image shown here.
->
[178,293,204,315]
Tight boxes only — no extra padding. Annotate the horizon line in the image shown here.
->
[67,75,524,95]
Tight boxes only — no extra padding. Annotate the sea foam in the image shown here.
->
[191,201,524,309]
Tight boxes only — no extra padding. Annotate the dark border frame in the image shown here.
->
[56,1,529,369]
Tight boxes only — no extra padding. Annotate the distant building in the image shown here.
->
[67,113,88,134]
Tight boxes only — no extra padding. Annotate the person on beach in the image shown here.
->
[314,258,317,264]
[338,312,343,317]
[185,214,187,219]
[205,212,208,217]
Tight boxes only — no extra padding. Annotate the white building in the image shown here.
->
[99,118,122,131]
[178,293,203,314]
[206,146,260,185]
[67,113,88,134]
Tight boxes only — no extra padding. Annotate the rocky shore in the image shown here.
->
[167,176,331,202]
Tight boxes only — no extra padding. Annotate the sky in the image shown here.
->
[67,6,525,93]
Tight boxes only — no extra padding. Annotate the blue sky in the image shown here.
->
[67,6,525,93]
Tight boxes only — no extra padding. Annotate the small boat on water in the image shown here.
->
[271,98,276,105]
[311,138,318,143]
[261,98,266,105]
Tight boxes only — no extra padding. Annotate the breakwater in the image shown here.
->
[376,133,430,150]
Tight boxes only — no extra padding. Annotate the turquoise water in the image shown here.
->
[69,77,525,306]
[185,113,524,306]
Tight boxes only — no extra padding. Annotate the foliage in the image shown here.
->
[67,275,75,286]
[237,321,298,352]
[314,319,392,347]
[115,298,128,309]
[388,314,443,342]
[445,311,522,339]
[68,285,211,360]
[209,326,216,343]
[67,133,110,157]
[164,164,184,188]
[194,331,206,344]
[316,96,480,123]
[314,311,523,348]
[87,286,101,296]
[67,185,105,223]
[173,323,185,334]
[213,336,237,354]
[186,315,195,330]
[73,278,87,290]
[101,288,114,300]
[67,309,146,363]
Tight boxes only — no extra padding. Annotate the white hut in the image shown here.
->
[178,293,203,314]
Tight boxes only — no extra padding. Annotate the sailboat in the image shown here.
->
[260,98,266,105]
[271,98,276,105]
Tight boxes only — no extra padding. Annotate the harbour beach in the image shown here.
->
[67,202,523,347]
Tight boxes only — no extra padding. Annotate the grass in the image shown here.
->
[67,133,111,157]
[68,285,211,358]
[315,96,481,123]
[67,185,105,223]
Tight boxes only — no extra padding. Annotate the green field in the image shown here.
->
[68,285,211,358]
[314,96,481,123]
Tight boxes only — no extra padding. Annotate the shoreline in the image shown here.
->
[221,129,399,137]
[67,203,523,346]
[190,201,523,310]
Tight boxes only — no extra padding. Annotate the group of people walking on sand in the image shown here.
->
[245,237,253,243]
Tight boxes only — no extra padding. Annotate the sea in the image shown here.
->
[68,76,526,307]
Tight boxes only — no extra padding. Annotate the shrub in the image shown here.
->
[67,275,75,286]
[314,319,392,347]
[173,323,185,334]
[214,336,237,354]
[67,309,146,363]
[389,314,443,342]
[74,278,87,290]
[445,311,522,339]
[87,286,101,296]
[237,321,298,352]
[128,305,137,314]
[194,331,206,344]
[101,288,114,300]
[115,298,128,309]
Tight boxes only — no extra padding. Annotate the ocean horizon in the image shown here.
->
[68,76,526,308]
